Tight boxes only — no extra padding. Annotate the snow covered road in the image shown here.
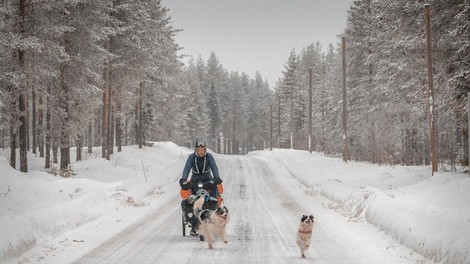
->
[70,155,427,264]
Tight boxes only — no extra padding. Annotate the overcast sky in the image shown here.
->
[163,0,353,88]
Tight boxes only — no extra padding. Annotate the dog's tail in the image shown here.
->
[193,196,204,218]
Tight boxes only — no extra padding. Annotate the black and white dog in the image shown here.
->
[193,197,230,249]
[296,214,314,258]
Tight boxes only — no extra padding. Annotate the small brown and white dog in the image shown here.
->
[296,214,314,258]
[193,197,230,249]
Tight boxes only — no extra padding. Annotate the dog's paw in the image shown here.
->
[224,240,228,244]
[301,254,306,258]
[208,244,213,249]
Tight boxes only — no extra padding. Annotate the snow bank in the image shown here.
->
[0,142,188,262]
[250,148,470,263]
[365,175,470,263]
[2,143,469,263]
[0,156,126,261]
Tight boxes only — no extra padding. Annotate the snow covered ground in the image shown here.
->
[251,149,470,263]
[0,142,469,263]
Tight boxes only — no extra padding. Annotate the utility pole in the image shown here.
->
[308,67,313,153]
[341,36,349,162]
[270,103,273,151]
[290,85,294,149]
[277,95,281,148]
[424,4,438,175]
[106,66,112,160]
[138,81,143,149]
[102,69,107,158]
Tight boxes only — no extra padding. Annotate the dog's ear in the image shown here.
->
[301,215,307,222]
[310,215,314,220]
[223,206,229,213]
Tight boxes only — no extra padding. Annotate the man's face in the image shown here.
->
[196,147,206,157]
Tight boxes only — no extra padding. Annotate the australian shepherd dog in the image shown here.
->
[193,197,230,249]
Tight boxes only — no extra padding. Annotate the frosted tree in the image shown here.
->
[344,0,382,162]
[298,42,323,150]
[431,0,469,167]
[0,0,68,171]
[227,72,243,154]
[0,0,180,172]
[275,49,301,148]
[254,72,272,150]
[181,57,209,147]
[139,0,182,145]
[102,0,181,152]
[0,1,21,170]
[297,42,341,153]
[239,73,251,153]
[205,52,224,151]
[52,0,114,172]
[337,0,469,166]
[0,0,34,172]
[447,1,470,165]
[218,69,231,154]
[208,81,221,151]
[320,44,343,154]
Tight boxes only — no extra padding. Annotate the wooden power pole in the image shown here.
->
[290,85,294,149]
[270,103,273,151]
[277,95,281,148]
[341,37,349,162]
[308,67,313,153]
[424,4,438,175]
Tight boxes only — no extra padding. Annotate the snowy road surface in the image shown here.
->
[72,155,425,264]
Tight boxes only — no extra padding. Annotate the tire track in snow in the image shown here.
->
[253,155,428,263]
[73,193,181,264]
[244,158,307,263]
[183,156,251,263]
[69,154,423,263]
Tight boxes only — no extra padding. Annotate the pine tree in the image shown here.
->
[240,73,251,153]
[205,52,225,151]
[182,57,209,147]
[247,72,270,150]
[449,1,470,165]
[228,71,243,154]
[344,0,379,162]
[298,42,323,150]
[208,81,221,151]
[55,0,113,172]
[276,49,300,148]
[434,0,469,166]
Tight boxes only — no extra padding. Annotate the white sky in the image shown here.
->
[163,0,353,88]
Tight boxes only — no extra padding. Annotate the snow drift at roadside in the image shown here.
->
[1,143,469,263]
[250,149,470,263]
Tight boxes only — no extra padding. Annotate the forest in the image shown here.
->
[0,0,468,174]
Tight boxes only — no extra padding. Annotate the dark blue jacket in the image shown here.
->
[182,152,220,180]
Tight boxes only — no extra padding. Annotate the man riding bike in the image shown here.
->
[179,141,222,235]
